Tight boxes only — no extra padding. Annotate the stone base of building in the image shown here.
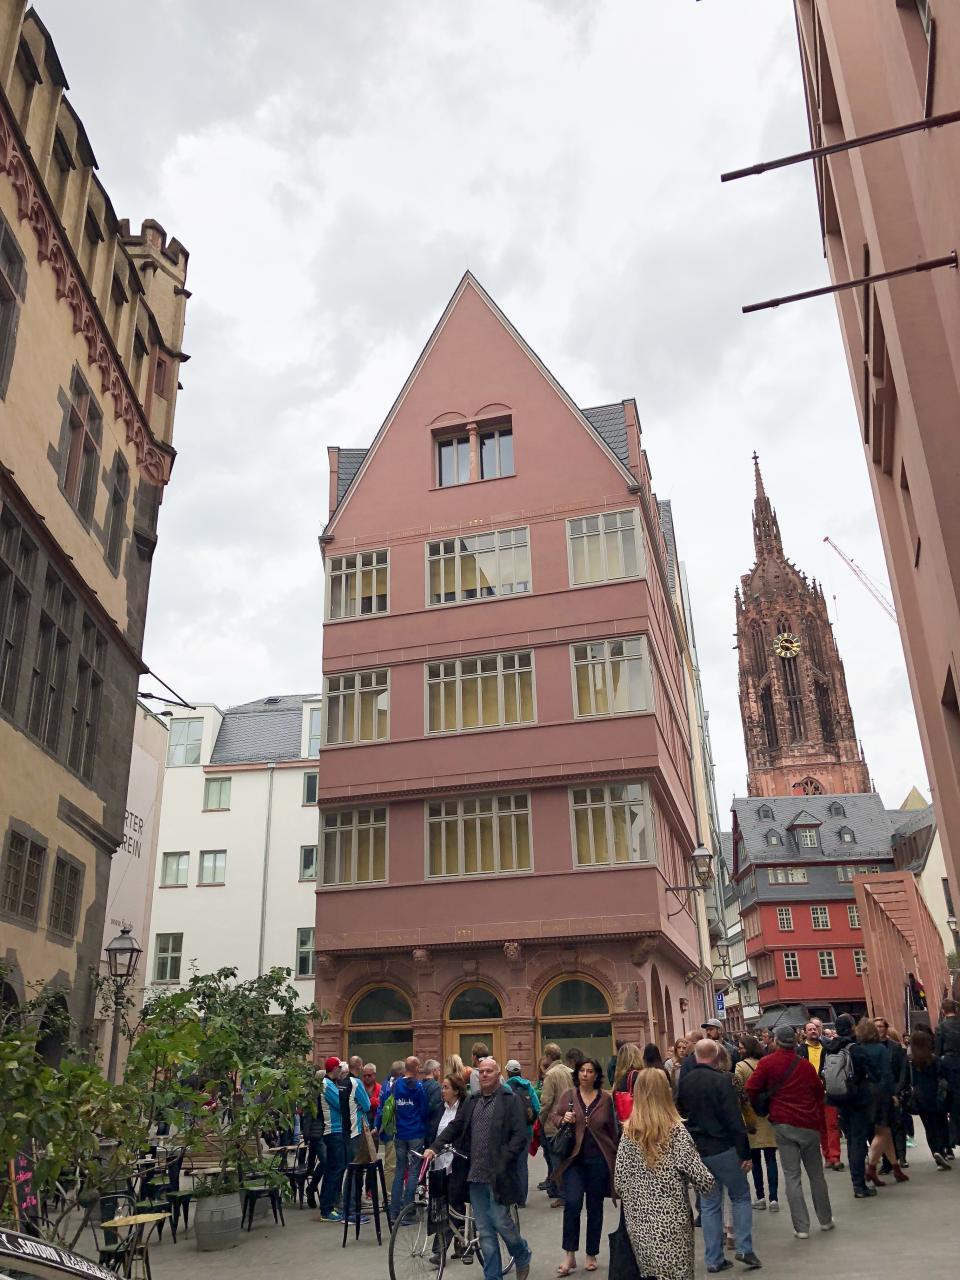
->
[312,936,705,1080]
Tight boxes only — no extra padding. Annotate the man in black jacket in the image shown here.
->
[824,1013,874,1197]
[425,1058,531,1280]
[677,1040,760,1273]
[935,998,960,1153]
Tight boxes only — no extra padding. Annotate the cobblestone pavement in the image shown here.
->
[134,1151,957,1280]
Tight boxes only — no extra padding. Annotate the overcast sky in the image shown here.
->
[41,0,928,820]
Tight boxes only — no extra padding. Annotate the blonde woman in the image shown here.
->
[612,1042,644,1092]
[614,1068,716,1280]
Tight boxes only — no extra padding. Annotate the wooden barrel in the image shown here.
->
[193,1193,242,1251]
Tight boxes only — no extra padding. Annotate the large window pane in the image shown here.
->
[427,794,531,879]
[571,782,654,866]
[425,650,535,733]
[328,550,389,620]
[427,527,530,606]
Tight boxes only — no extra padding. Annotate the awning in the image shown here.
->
[752,1004,807,1030]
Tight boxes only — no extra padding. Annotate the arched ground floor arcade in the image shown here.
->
[312,938,710,1080]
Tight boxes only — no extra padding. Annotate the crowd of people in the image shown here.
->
[285,999,960,1280]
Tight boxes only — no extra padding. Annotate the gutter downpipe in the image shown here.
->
[257,763,276,976]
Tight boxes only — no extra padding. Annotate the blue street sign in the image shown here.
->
[715,991,725,1016]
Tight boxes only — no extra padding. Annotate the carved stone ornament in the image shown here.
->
[503,941,522,962]
[314,953,334,973]
[630,938,657,967]
[678,997,689,1013]
[412,947,431,966]
[0,108,172,485]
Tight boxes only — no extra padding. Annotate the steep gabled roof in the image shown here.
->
[209,693,320,766]
[732,792,899,868]
[326,272,636,525]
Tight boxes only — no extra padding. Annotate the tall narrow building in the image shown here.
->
[736,456,869,798]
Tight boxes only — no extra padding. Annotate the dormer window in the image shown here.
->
[828,801,846,818]
[839,827,856,844]
[757,804,774,820]
[765,830,781,847]
[797,829,819,849]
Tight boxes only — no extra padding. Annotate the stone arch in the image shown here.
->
[524,948,619,1012]
[326,961,419,1025]
[649,964,667,1053]
[437,972,509,1019]
[663,983,676,1046]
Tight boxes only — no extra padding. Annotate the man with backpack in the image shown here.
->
[505,1060,540,1207]
[797,1020,844,1171]
[823,1013,876,1198]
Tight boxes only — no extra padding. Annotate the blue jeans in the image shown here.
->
[319,1132,346,1215]
[391,1137,423,1217]
[701,1148,753,1270]
[469,1182,531,1280]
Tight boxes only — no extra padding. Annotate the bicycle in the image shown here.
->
[388,1151,519,1280]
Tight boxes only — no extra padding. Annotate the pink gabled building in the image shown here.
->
[313,274,706,1077]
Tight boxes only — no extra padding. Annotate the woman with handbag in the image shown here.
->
[428,1073,469,1261]
[907,1028,952,1170]
[552,1057,619,1276]
[735,1035,779,1212]
[614,1067,715,1280]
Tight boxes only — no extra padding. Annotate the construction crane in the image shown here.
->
[823,537,898,622]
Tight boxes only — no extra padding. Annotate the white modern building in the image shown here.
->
[144,694,323,1006]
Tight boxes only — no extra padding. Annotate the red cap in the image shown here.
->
[324,1056,341,1073]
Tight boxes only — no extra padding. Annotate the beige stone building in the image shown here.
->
[0,3,189,1055]
[792,1,960,913]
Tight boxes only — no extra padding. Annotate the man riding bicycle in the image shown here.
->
[424,1056,532,1280]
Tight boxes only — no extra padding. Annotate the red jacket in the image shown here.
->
[745,1047,825,1131]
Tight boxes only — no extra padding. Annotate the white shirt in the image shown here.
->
[434,1103,459,1171]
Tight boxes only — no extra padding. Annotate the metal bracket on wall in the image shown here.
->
[742,251,958,315]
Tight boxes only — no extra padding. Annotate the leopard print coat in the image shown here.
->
[613,1124,715,1280]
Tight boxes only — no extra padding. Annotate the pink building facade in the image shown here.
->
[312,275,706,1077]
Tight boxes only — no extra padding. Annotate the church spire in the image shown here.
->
[751,452,784,560]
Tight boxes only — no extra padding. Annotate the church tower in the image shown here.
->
[736,456,870,797]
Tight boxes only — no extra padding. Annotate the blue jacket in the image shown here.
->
[319,1075,370,1137]
[385,1075,429,1140]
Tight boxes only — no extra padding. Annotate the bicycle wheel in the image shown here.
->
[389,1201,445,1280]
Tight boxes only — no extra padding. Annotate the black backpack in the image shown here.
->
[508,1077,535,1125]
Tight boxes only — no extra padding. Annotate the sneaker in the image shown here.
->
[946,1151,956,1161]
[537,1182,548,1192]
[319,1211,343,1223]
[735,1252,763,1270]
[820,1222,835,1232]
[753,1198,766,1211]
[906,1137,916,1148]
[707,1263,733,1274]
[934,1152,951,1171]
[768,1201,779,1214]
[854,1187,877,1198]
[793,1231,809,1240]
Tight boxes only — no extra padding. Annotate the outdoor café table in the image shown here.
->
[100,1211,168,1279]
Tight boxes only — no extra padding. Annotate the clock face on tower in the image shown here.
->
[774,632,801,659]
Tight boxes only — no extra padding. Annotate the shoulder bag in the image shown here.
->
[551,1089,576,1162]
[752,1055,800,1118]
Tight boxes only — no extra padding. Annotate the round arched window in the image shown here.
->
[538,978,612,1068]
[346,986,413,1078]
[448,987,503,1021]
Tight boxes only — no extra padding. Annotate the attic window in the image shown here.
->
[828,802,846,818]
[797,829,819,849]
[757,804,774,820]
[765,830,781,847]
[264,696,281,705]
[839,827,856,844]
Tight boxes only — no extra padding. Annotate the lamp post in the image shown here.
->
[104,927,142,1083]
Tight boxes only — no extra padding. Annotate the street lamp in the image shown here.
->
[104,927,142,1083]
[715,938,731,967]
[666,843,715,908]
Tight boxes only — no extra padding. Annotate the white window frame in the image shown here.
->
[425,526,531,608]
[303,772,318,805]
[848,904,861,928]
[797,829,819,848]
[321,806,387,887]
[776,906,794,931]
[571,636,653,718]
[307,705,323,756]
[426,793,531,880]
[569,782,656,868]
[478,424,514,480]
[436,432,471,487]
[160,851,188,887]
[296,926,315,978]
[325,548,389,621]
[154,932,183,983]
[854,948,867,976]
[811,905,831,930]
[426,650,535,734]
[566,508,646,586]
[300,844,318,881]
[198,849,226,886]
[324,668,390,745]
[166,717,202,767]
[203,776,231,811]
[783,951,800,980]
[839,828,855,844]
[768,867,808,884]
[818,950,837,978]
